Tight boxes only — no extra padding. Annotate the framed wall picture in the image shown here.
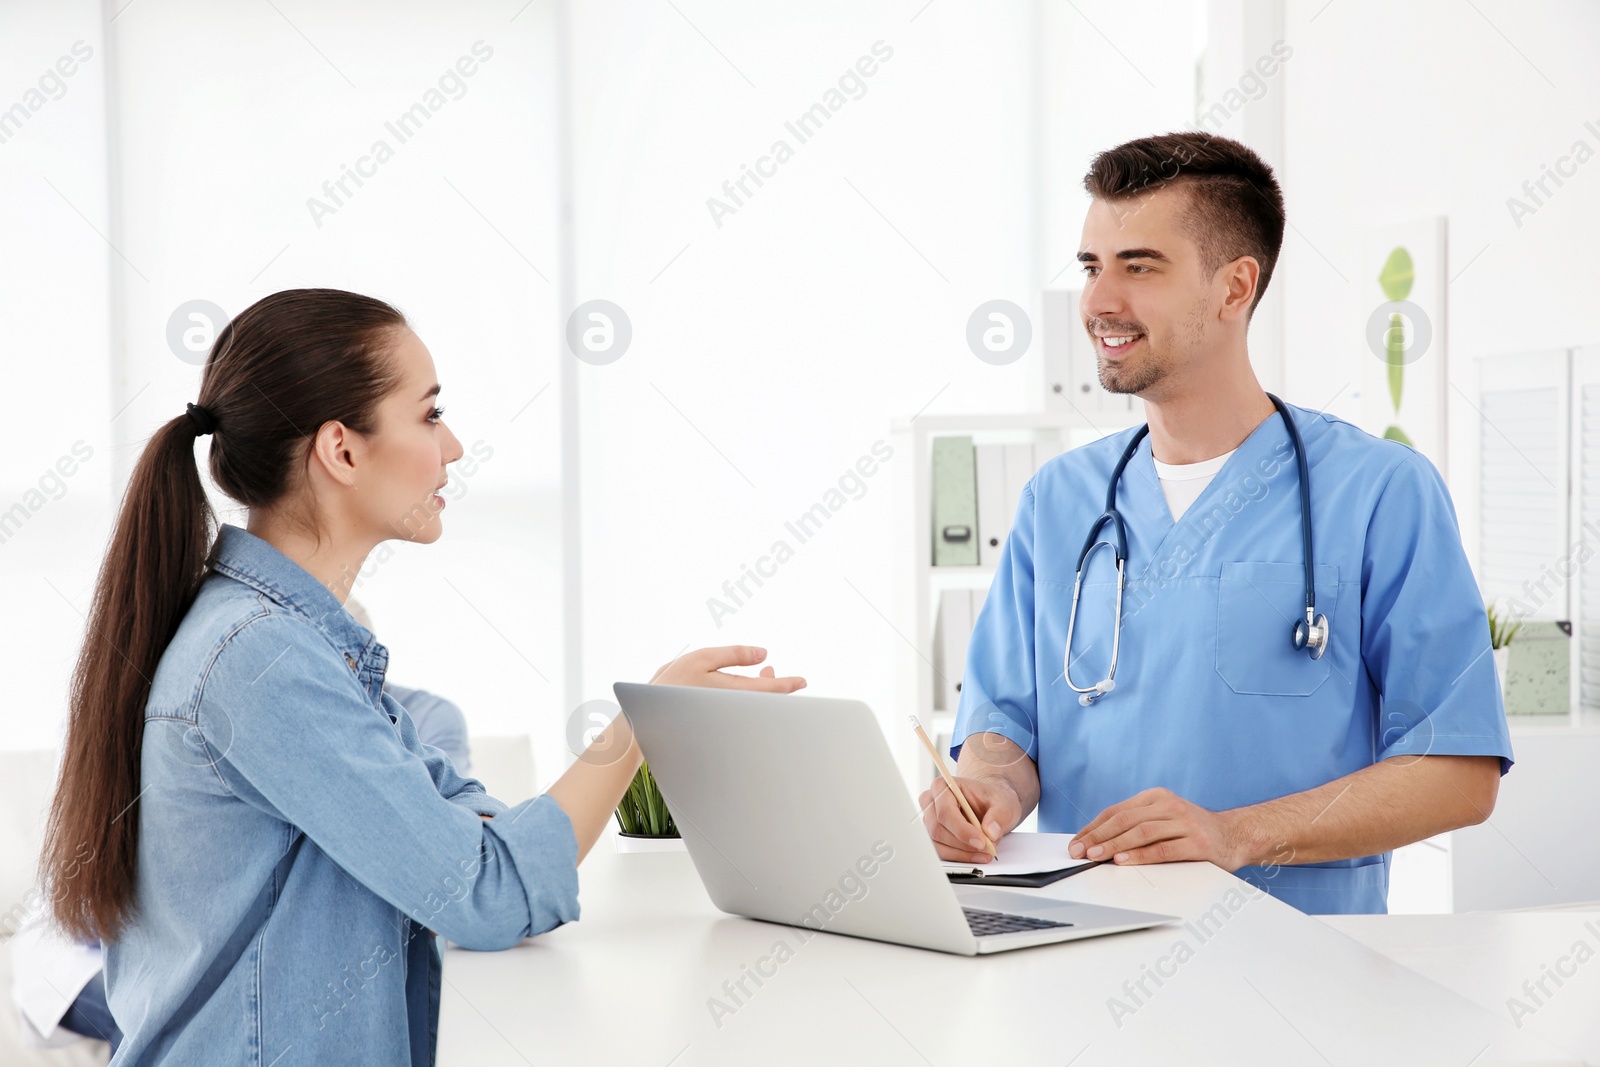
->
[1360,216,1448,475]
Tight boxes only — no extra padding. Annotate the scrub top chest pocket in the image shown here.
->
[1215,561,1340,696]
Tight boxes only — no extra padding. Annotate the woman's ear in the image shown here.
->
[309,421,364,489]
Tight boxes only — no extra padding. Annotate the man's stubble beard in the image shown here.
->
[1097,346,1167,395]
[1097,299,1210,398]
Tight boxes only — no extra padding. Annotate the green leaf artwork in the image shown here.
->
[1377,245,1415,435]
[1386,311,1405,411]
[1378,246,1414,302]
[1383,425,1413,445]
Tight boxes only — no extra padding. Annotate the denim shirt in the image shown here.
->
[104,524,580,1066]
[384,684,471,775]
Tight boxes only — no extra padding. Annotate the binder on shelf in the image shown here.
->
[933,588,973,710]
[1002,443,1035,534]
[1043,287,1132,415]
[973,438,1067,568]
[931,436,979,566]
[975,443,1009,568]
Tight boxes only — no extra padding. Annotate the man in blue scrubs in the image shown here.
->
[922,132,1513,915]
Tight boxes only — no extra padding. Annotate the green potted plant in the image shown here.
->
[1487,601,1521,706]
[614,760,684,852]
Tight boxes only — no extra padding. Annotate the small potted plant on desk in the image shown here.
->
[614,760,685,852]
[1487,601,1521,706]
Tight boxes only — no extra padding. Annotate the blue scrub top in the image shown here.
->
[951,400,1514,915]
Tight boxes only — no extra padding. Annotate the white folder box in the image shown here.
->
[1002,443,1036,534]
[975,443,1009,568]
[933,589,972,711]
[935,586,994,714]
[977,439,1065,568]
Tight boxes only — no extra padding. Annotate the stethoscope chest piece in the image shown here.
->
[1293,611,1330,660]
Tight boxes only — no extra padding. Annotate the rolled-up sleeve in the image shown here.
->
[1363,451,1515,775]
[200,614,579,950]
[951,481,1041,764]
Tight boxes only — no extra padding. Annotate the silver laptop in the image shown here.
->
[612,683,1178,956]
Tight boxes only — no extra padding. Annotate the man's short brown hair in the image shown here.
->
[1083,131,1285,316]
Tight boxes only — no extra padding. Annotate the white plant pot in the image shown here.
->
[1493,646,1510,706]
[614,832,686,853]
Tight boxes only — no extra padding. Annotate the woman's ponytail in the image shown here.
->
[42,412,217,940]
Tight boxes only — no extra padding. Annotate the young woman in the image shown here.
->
[40,288,804,1065]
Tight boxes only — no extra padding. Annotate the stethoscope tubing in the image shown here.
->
[1064,393,1319,704]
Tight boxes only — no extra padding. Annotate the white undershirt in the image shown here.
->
[1152,447,1237,522]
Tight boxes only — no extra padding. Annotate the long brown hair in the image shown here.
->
[42,288,407,941]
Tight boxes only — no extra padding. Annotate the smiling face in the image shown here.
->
[353,326,464,544]
[1077,184,1243,401]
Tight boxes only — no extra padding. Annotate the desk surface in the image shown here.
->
[439,845,1586,1066]
[1321,912,1600,1066]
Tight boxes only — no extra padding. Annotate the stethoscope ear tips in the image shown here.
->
[1078,678,1117,706]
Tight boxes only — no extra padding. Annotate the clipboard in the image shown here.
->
[945,859,1109,888]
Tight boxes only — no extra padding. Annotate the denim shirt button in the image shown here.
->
[345,653,356,670]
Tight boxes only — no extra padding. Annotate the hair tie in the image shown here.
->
[186,402,217,436]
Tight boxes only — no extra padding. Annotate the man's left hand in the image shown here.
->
[1068,787,1248,871]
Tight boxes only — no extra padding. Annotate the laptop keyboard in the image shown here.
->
[963,907,1074,937]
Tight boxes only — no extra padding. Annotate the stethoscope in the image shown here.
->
[1064,393,1328,706]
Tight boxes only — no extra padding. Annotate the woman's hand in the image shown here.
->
[650,645,806,693]
[542,645,803,868]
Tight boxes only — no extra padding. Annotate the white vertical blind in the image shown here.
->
[1477,384,1567,618]
[1575,351,1600,711]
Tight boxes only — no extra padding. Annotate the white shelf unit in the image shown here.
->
[891,410,1141,796]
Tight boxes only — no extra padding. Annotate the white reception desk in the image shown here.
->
[437,846,1600,1065]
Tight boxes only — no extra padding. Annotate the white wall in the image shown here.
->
[0,0,112,751]
[1038,0,1205,321]
[566,0,1202,763]
[98,0,569,760]
[1277,0,1600,567]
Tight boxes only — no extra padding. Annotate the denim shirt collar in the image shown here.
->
[210,524,388,685]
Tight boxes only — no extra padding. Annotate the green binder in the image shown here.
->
[932,436,978,566]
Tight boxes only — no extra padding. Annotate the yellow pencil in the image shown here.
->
[909,715,997,858]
